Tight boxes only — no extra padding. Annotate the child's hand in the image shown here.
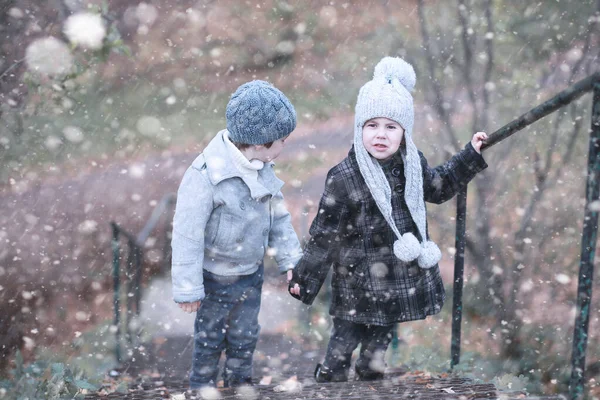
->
[287,270,300,294]
[287,269,301,297]
[471,131,488,154]
[178,301,201,313]
[289,283,301,296]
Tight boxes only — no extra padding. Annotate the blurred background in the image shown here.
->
[0,0,599,397]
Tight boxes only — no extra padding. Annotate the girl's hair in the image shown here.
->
[231,141,274,151]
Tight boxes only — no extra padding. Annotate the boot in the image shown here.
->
[354,363,385,381]
[314,363,348,383]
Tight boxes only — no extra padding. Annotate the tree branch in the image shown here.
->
[513,18,597,247]
[0,58,25,81]
[457,0,480,133]
[464,236,484,263]
[53,0,70,22]
[417,0,460,151]
[586,360,600,379]
[481,0,494,130]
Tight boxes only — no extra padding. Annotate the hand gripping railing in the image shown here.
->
[110,193,176,363]
[449,72,599,400]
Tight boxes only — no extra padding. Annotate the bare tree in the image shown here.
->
[416,0,599,367]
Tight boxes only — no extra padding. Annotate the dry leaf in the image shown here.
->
[153,336,168,345]
[273,376,301,393]
[259,376,272,385]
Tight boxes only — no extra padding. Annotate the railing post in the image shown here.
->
[125,239,136,345]
[162,199,174,275]
[111,223,122,363]
[162,228,172,276]
[390,328,399,364]
[569,82,600,400]
[108,194,176,363]
[451,186,468,368]
[134,245,142,316]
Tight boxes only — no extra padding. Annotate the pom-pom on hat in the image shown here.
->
[353,57,441,269]
[226,80,297,145]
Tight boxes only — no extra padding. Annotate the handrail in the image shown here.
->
[449,73,600,400]
[109,192,176,364]
[482,72,600,150]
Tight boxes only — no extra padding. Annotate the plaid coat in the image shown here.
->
[290,142,487,325]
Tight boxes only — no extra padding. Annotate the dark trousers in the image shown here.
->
[323,317,394,379]
[189,265,263,388]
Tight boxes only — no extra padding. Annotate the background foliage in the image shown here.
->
[0,0,598,397]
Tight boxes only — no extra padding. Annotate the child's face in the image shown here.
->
[252,136,288,162]
[362,117,405,161]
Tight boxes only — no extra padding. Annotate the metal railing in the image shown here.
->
[449,72,600,400]
[110,193,176,363]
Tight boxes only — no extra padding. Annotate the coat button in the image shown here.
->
[236,237,244,243]
[262,228,269,236]
[239,201,246,210]
[392,167,402,177]
[394,183,404,193]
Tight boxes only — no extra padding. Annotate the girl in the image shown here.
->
[289,57,488,382]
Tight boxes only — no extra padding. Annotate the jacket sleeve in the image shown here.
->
[289,169,348,305]
[268,191,303,273]
[421,142,488,204]
[171,166,213,303]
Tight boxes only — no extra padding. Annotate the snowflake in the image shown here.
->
[136,116,162,136]
[63,126,84,143]
[64,12,106,50]
[25,37,73,76]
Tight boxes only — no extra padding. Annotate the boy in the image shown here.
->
[289,57,488,382]
[172,80,302,388]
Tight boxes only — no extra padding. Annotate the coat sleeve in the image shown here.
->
[171,166,213,303]
[421,142,488,204]
[289,169,348,305]
[268,191,303,273]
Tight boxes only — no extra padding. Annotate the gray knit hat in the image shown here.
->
[354,57,441,269]
[226,80,297,145]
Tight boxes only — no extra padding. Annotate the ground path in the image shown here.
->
[83,278,564,400]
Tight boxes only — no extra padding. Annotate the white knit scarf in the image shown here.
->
[353,57,441,269]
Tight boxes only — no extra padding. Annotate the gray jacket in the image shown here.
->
[171,130,302,303]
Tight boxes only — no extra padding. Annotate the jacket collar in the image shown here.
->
[193,130,284,199]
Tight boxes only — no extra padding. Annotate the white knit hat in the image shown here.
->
[353,56,441,269]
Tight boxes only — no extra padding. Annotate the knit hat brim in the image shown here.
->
[226,80,297,145]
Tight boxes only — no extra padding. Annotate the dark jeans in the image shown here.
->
[323,317,394,380]
[189,265,263,389]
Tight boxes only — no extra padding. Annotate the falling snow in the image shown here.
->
[25,37,73,76]
[63,12,107,50]
[1,1,599,399]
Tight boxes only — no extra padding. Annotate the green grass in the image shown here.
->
[1,72,354,184]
